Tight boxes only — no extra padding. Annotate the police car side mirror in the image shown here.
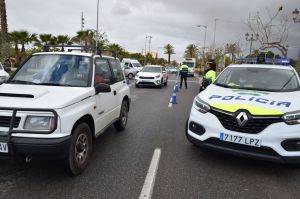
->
[95,83,111,94]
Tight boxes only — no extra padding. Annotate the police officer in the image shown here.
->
[200,60,217,92]
[179,63,189,89]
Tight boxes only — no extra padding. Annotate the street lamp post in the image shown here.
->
[292,8,300,23]
[148,36,153,54]
[196,25,207,72]
[245,33,258,55]
[196,25,207,58]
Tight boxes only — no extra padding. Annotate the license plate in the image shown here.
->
[0,142,8,153]
[220,132,261,147]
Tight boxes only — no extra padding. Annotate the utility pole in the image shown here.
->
[81,12,85,31]
[148,36,153,54]
[213,18,218,56]
[144,36,148,65]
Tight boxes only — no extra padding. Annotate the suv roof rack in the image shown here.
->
[42,45,117,59]
[236,57,291,66]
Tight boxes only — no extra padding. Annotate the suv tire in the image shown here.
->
[66,123,92,175]
[114,100,129,131]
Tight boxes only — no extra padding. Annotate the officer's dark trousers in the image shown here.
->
[180,75,187,89]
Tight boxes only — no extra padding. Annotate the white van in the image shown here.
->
[121,59,143,72]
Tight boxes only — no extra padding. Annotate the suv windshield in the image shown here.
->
[10,54,91,87]
[142,66,161,73]
[215,67,300,92]
[132,63,142,68]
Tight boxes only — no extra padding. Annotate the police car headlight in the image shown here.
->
[194,96,210,113]
[282,111,300,125]
[24,116,56,131]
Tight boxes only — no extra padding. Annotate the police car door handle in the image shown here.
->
[113,90,117,95]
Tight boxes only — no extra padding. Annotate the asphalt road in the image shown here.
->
[1,74,300,199]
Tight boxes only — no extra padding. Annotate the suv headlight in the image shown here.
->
[24,116,56,131]
[194,96,210,113]
[155,75,160,78]
[282,111,300,125]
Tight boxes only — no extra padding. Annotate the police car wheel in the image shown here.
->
[66,123,92,175]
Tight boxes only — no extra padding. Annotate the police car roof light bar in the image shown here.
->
[236,57,291,65]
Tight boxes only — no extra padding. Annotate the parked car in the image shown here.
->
[165,66,178,74]
[186,58,300,165]
[135,65,168,88]
[121,63,139,79]
[0,49,131,175]
[0,63,10,83]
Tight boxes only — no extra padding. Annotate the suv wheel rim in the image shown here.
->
[121,105,128,126]
[75,133,88,165]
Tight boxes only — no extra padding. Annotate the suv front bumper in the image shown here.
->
[1,136,71,159]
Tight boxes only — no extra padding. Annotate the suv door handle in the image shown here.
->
[113,90,117,95]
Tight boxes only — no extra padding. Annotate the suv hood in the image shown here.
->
[199,84,300,115]
[0,84,95,109]
[138,72,160,77]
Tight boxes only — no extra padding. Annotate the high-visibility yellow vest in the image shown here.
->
[204,70,216,82]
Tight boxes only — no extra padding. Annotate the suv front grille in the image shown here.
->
[210,108,282,134]
[139,76,154,79]
[0,116,21,128]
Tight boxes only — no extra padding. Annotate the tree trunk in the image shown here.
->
[168,54,171,64]
[0,0,9,62]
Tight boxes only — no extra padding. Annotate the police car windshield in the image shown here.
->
[215,67,300,92]
[9,54,91,87]
[142,66,161,73]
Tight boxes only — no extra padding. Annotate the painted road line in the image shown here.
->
[168,97,172,108]
[139,148,162,199]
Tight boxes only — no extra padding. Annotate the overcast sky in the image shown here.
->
[6,0,300,61]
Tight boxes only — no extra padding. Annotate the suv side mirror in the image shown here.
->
[95,83,111,94]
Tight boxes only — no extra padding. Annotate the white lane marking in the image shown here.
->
[139,148,162,199]
[168,97,172,108]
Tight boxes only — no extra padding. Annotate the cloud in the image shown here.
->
[6,0,300,61]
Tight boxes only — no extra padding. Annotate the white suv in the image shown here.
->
[186,59,300,165]
[135,65,168,88]
[0,51,130,175]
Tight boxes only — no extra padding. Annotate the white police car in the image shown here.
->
[186,58,300,165]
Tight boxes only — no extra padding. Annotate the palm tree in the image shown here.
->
[184,44,199,58]
[107,43,124,56]
[0,0,8,61]
[35,34,54,47]
[8,31,21,55]
[18,31,37,53]
[164,44,175,64]
[72,30,90,46]
[57,35,72,51]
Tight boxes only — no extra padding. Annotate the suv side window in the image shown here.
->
[94,58,113,85]
[109,59,124,82]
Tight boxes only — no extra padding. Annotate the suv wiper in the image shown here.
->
[8,80,38,85]
[37,83,73,87]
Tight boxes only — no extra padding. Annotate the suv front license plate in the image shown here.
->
[0,142,8,153]
[220,133,261,147]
